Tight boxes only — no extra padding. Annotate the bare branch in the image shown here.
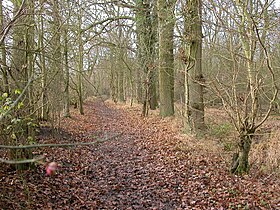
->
[0,0,27,44]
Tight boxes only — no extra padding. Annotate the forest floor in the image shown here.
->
[0,99,279,209]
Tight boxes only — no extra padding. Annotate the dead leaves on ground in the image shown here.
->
[0,99,279,209]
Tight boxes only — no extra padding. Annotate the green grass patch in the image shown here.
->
[209,123,233,139]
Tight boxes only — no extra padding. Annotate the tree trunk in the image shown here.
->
[63,25,70,117]
[38,0,48,120]
[10,0,33,170]
[109,53,118,103]
[185,0,205,132]
[231,133,252,174]
[26,1,35,114]
[157,0,175,117]
[0,0,9,94]
[12,1,27,90]
[78,15,84,115]
[50,0,63,119]
[118,68,125,102]
[148,1,158,110]
[136,0,158,114]
[149,68,158,110]
[136,67,143,104]
[117,21,125,103]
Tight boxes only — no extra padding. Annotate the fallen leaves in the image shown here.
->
[0,99,279,209]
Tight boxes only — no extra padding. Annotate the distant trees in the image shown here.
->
[0,0,279,174]
[0,0,113,166]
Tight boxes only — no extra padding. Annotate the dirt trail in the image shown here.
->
[0,99,279,209]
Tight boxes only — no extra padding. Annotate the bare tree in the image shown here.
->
[207,0,278,174]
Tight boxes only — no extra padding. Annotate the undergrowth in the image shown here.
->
[251,132,280,175]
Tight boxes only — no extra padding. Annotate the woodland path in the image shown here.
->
[0,99,279,209]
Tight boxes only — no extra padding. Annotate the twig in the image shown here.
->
[0,133,122,150]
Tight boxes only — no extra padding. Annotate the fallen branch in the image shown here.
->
[0,155,45,164]
[0,133,122,150]
[0,133,122,164]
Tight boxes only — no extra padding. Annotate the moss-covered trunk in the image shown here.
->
[231,133,253,174]
[157,0,175,117]
[184,0,205,132]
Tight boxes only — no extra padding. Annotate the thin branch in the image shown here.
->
[252,17,278,130]
[0,0,27,44]
[0,133,122,150]
[81,16,134,33]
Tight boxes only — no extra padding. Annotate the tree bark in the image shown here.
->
[78,12,84,115]
[0,0,9,94]
[136,0,158,115]
[149,2,158,110]
[50,0,63,119]
[185,0,205,132]
[63,25,70,117]
[10,0,33,170]
[157,0,175,117]
[38,0,48,120]
[231,132,253,174]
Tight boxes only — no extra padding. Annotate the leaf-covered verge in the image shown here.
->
[0,99,279,209]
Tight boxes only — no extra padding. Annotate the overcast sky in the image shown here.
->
[276,0,280,7]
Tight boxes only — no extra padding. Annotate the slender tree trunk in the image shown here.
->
[149,1,158,110]
[63,26,70,117]
[136,69,143,103]
[0,0,9,94]
[117,20,125,103]
[149,68,158,110]
[38,1,48,120]
[135,1,143,104]
[51,0,63,120]
[10,0,33,170]
[78,12,84,115]
[26,1,35,114]
[12,1,27,90]
[118,67,125,102]
[115,71,119,103]
[230,0,258,174]
[136,0,158,114]
[157,0,175,117]
[109,52,117,103]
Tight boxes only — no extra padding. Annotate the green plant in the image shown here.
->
[210,123,232,139]
[1,90,37,141]
[0,90,38,170]
[223,142,234,151]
